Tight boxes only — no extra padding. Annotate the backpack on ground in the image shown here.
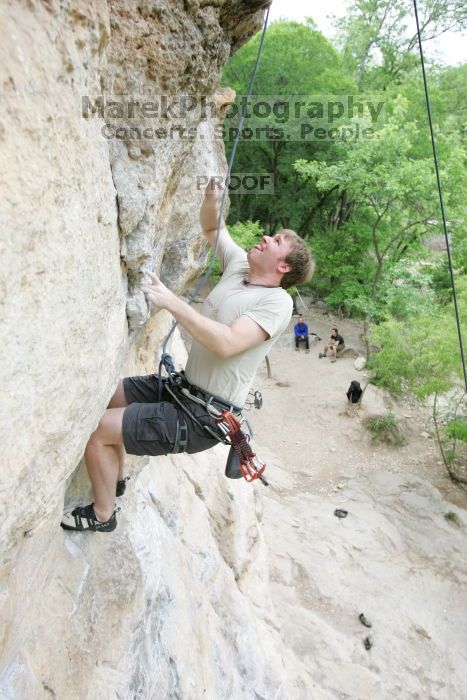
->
[346,380,362,404]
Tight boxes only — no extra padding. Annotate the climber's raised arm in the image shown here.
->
[141,272,268,358]
[199,176,234,260]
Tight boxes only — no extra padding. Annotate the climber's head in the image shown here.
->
[247,229,314,289]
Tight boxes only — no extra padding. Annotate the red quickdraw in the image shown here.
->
[217,411,266,483]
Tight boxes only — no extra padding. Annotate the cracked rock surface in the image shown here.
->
[0,2,284,697]
[0,0,263,552]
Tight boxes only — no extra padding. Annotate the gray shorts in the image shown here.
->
[122,374,221,457]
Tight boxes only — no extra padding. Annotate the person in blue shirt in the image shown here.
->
[294,316,310,352]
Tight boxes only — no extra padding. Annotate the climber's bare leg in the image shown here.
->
[108,380,128,409]
[107,380,128,478]
[84,408,125,522]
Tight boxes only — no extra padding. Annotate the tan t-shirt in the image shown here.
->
[185,237,293,408]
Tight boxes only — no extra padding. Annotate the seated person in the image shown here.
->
[294,316,309,352]
[319,327,345,363]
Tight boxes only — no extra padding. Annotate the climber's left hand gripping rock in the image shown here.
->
[141,271,176,312]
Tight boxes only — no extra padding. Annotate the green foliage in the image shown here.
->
[295,93,467,316]
[446,417,467,442]
[221,20,355,233]
[375,261,437,321]
[429,262,454,304]
[294,97,442,309]
[363,412,407,445]
[443,448,455,465]
[335,0,467,89]
[368,277,467,398]
[229,220,264,250]
[444,511,462,526]
[207,220,265,282]
[216,8,467,420]
[224,19,352,95]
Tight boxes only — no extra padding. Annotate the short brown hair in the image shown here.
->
[280,229,315,289]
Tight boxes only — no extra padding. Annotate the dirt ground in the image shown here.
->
[248,306,467,699]
[250,306,467,509]
[182,302,467,697]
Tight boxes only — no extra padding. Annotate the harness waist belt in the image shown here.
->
[183,384,243,415]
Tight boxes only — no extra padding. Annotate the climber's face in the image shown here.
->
[247,232,293,277]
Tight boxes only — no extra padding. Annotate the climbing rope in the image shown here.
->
[413,0,467,392]
[157,4,271,394]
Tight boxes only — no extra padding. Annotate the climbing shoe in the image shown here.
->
[319,352,325,358]
[60,504,119,532]
[116,476,130,497]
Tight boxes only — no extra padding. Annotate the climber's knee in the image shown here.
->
[89,407,125,446]
[107,379,129,409]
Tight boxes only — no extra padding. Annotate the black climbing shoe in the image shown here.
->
[116,476,130,497]
[61,503,119,532]
[319,352,325,358]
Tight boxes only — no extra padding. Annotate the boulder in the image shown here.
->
[354,355,367,370]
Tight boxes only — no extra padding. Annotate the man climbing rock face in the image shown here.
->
[61,179,314,532]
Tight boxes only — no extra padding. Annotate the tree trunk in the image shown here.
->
[363,317,371,360]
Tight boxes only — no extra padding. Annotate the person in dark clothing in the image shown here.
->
[319,327,345,362]
[294,316,309,352]
[346,380,362,403]
[292,295,299,316]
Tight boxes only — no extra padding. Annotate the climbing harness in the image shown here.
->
[159,354,269,485]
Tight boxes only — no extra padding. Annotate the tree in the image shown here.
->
[294,96,466,316]
[221,20,355,234]
[334,0,467,88]
[369,277,467,483]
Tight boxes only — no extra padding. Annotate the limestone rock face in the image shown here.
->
[0,0,265,552]
[0,1,286,697]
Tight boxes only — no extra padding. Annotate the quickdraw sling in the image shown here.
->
[161,354,268,486]
[215,410,267,484]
